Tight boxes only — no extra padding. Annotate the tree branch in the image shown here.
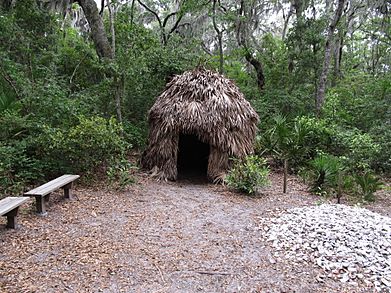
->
[212,0,221,34]
[217,0,227,12]
[167,13,183,37]
[137,0,162,30]
[130,0,136,27]
[99,0,105,15]
[69,53,89,85]
[162,11,178,28]
[0,66,20,99]
[282,3,294,40]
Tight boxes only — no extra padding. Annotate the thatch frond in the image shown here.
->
[142,67,259,182]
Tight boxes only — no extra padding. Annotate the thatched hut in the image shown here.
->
[141,67,259,182]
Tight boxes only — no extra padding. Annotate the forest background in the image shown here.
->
[0,0,389,200]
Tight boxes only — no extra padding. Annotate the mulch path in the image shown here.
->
[0,173,389,292]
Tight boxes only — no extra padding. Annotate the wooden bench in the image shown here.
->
[0,197,30,229]
[24,174,80,215]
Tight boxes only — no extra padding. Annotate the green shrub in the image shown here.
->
[293,116,333,154]
[122,121,146,148]
[354,172,383,202]
[0,110,46,195]
[225,155,270,194]
[0,109,30,141]
[0,142,43,196]
[106,158,137,190]
[301,154,384,202]
[256,115,291,157]
[332,128,380,171]
[369,124,391,174]
[38,115,130,175]
[257,115,331,163]
[306,153,344,195]
[323,73,390,132]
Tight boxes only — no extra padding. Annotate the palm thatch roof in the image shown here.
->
[141,67,259,182]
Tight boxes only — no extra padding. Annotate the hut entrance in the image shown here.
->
[177,134,209,180]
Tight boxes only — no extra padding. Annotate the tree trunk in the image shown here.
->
[130,0,136,27]
[77,0,123,122]
[337,171,342,204]
[245,52,265,90]
[237,0,265,91]
[217,33,224,74]
[282,4,294,40]
[77,0,113,59]
[315,0,346,116]
[283,159,288,194]
[292,0,306,21]
[107,0,116,58]
[212,0,224,74]
[106,0,122,122]
[332,34,343,85]
[288,0,309,78]
[114,75,123,124]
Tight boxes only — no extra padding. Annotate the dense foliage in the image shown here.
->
[226,155,270,194]
[0,0,389,201]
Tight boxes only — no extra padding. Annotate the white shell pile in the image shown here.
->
[262,204,391,291]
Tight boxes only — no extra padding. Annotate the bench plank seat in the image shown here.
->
[24,174,80,215]
[24,175,80,196]
[0,197,30,229]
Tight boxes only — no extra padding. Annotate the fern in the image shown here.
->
[354,173,383,202]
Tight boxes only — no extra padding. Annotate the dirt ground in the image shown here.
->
[0,173,390,293]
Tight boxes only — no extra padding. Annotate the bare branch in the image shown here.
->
[107,0,116,57]
[162,11,178,28]
[130,0,136,26]
[137,0,162,30]
[0,66,20,100]
[212,0,220,34]
[167,13,183,36]
[69,53,89,85]
[99,0,105,15]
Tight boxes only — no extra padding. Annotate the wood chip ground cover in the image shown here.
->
[0,173,389,292]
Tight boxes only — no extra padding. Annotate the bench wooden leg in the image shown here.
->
[63,182,73,199]
[5,208,19,229]
[35,196,47,215]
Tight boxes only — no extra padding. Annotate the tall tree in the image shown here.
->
[77,0,123,122]
[107,0,116,58]
[39,0,112,58]
[77,0,113,59]
[315,0,346,115]
[212,0,226,74]
[236,0,265,91]
[282,2,294,40]
[332,1,364,83]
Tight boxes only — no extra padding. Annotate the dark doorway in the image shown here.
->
[177,134,209,180]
